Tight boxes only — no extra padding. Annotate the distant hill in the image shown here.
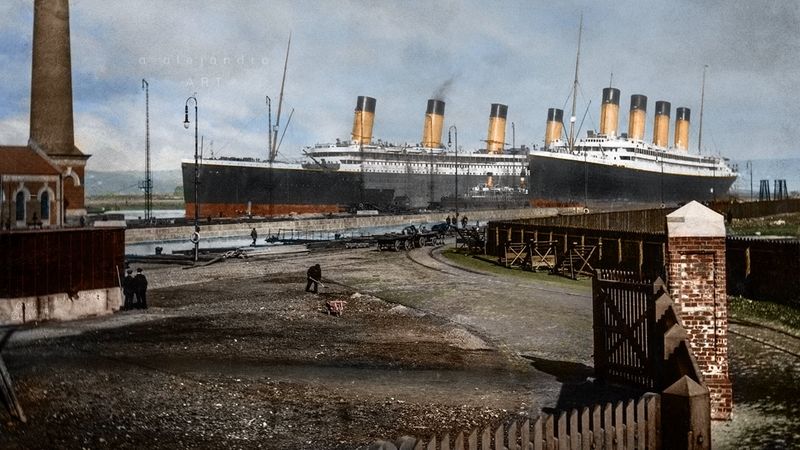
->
[85,170,183,196]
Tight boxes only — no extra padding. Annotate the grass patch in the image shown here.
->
[727,213,800,237]
[440,248,591,290]
[729,296,800,332]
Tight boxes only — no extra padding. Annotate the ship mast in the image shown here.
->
[568,15,583,152]
[697,64,707,154]
[270,33,291,162]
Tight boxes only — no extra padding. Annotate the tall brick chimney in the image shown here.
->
[29,0,88,220]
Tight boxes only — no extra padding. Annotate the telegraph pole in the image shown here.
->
[139,79,153,222]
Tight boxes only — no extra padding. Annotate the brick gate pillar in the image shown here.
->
[665,201,732,420]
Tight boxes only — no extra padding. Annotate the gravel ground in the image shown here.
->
[2,242,795,448]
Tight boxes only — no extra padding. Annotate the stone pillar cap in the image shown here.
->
[666,201,725,237]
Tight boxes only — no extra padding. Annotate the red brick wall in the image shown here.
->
[667,235,732,420]
[64,165,85,210]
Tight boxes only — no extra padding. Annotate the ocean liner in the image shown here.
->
[528,88,737,206]
[528,21,736,206]
[181,97,529,218]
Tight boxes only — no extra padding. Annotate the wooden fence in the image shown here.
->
[514,199,800,231]
[710,198,800,220]
[0,228,125,298]
[374,393,661,450]
[726,236,800,307]
[489,215,800,306]
[487,223,666,280]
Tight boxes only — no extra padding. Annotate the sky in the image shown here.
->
[0,0,798,173]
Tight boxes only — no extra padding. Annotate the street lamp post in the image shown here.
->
[448,125,458,216]
[184,95,199,262]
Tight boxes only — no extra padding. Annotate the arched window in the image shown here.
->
[40,191,50,220]
[15,191,25,221]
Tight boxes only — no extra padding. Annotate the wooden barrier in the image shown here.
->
[377,393,661,450]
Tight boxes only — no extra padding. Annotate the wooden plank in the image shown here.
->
[580,407,590,450]
[508,420,518,450]
[413,438,425,450]
[482,426,491,450]
[545,414,555,450]
[614,402,624,450]
[0,354,26,423]
[454,432,464,450]
[603,402,614,450]
[569,409,579,450]
[427,435,437,450]
[468,429,478,450]
[442,432,451,450]
[645,393,660,450]
[636,397,646,450]
[592,404,602,450]
[533,416,543,450]
[557,411,568,450]
[625,400,635,449]
[495,424,504,450]
[521,419,530,450]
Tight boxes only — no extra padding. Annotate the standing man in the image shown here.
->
[250,227,258,246]
[134,268,149,310]
[122,269,135,310]
[306,264,322,293]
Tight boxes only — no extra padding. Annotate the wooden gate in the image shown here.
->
[592,270,663,390]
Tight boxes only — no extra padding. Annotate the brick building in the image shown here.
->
[0,0,88,229]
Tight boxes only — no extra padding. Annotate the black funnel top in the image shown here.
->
[426,99,446,115]
[355,96,377,113]
[676,107,691,121]
[630,94,648,111]
[547,108,564,122]
[655,101,671,116]
[602,88,621,105]
[490,103,508,119]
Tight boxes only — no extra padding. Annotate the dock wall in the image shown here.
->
[125,208,565,244]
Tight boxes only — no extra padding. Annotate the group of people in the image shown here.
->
[122,268,148,310]
[445,214,469,229]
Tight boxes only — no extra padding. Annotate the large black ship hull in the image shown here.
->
[182,162,520,217]
[528,153,737,205]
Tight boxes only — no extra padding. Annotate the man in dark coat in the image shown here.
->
[306,264,322,293]
[461,215,468,229]
[250,227,258,246]
[122,269,135,310]
[134,268,148,309]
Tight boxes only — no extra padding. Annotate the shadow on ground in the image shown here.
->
[522,355,646,413]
